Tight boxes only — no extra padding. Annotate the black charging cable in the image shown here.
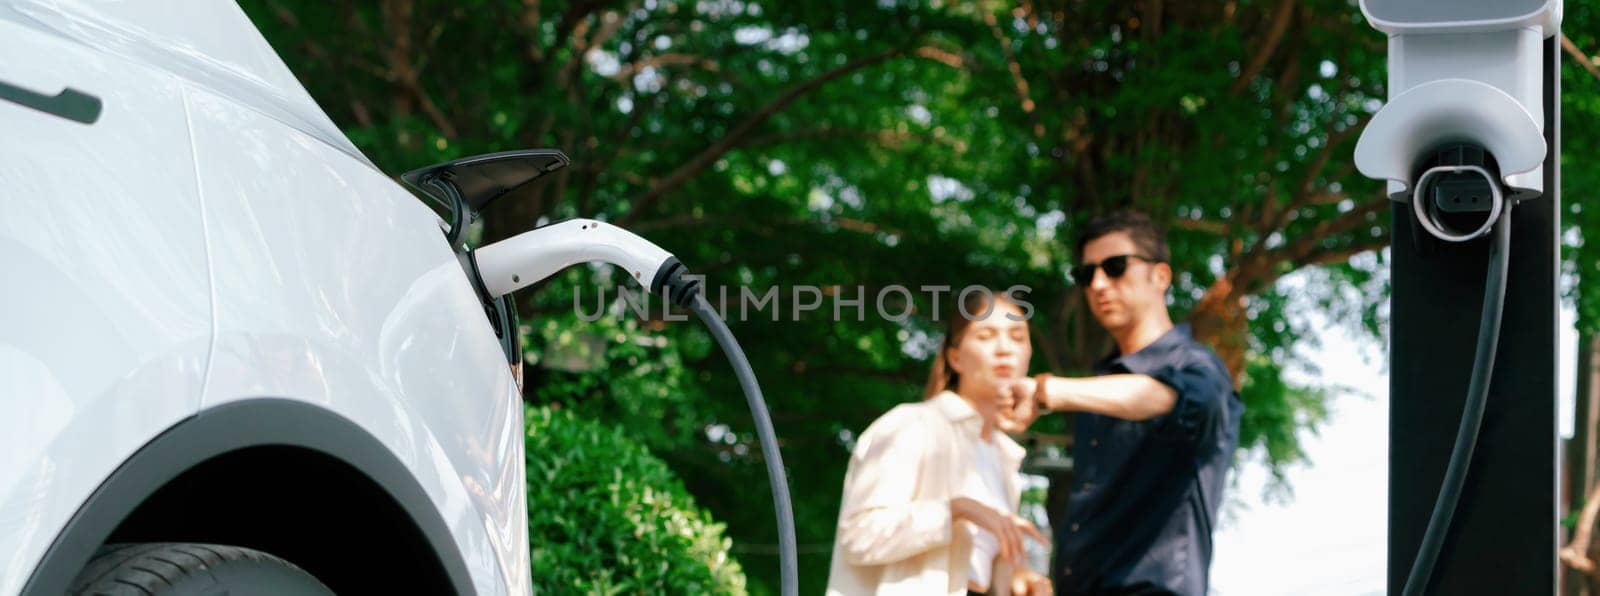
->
[1401,203,1512,595]
[658,264,798,596]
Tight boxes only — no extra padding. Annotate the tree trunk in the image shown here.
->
[1188,279,1250,388]
[1568,333,1600,596]
[1039,292,1115,374]
[1037,293,1108,537]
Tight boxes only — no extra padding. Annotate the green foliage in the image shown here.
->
[522,266,716,453]
[525,405,746,594]
[1563,2,1600,334]
[1239,352,1331,500]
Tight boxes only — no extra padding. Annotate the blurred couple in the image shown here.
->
[826,211,1245,596]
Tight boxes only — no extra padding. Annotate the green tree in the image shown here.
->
[1560,4,1600,594]
[240,1,1600,591]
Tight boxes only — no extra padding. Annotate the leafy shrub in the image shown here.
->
[525,405,747,594]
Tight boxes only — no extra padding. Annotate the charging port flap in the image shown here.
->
[401,149,570,214]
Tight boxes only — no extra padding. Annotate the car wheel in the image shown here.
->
[70,542,333,596]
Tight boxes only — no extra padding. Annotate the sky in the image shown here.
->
[1207,272,1579,595]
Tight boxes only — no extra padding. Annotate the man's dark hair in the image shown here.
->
[1074,210,1170,264]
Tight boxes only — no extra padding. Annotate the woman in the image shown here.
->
[826,290,1053,595]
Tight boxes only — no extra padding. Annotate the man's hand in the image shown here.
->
[997,375,1045,434]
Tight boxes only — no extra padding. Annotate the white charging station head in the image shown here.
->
[1353,0,1559,204]
[1354,79,1546,201]
[1360,0,1561,36]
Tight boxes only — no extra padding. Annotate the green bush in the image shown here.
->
[525,405,747,594]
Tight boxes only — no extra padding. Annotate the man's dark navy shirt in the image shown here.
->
[1052,323,1244,595]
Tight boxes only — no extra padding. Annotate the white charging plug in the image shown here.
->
[468,216,794,595]
[471,218,676,298]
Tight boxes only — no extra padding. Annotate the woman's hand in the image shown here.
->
[1011,566,1053,596]
[951,497,1050,564]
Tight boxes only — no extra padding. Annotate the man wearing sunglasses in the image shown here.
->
[1000,210,1243,596]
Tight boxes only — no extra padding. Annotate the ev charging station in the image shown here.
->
[402,151,800,596]
[1355,1,1561,593]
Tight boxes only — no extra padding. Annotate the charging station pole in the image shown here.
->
[1387,34,1560,594]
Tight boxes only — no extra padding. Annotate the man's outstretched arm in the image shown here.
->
[1036,374,1178,420]
[998,374,1178,432]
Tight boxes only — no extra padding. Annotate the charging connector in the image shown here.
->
[1411,144,1506,243]
[471,220,799,596]
[474,219,675,297]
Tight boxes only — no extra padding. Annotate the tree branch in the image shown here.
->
[265,0,376,129]
[380,0,459,138]
[410,83,459,139]
[984,7,1038,117]
[588,6,632,54]
[631,212,903,238]
[561,5,635,88]
[1273,196,1388,266]
[1295,113,1372,201]
[1312,14,1385,51]
[582,91,663,214]
[1228,0,1296,96]
[1561,482,1600,580]
[913,45,965,69]
[1172,217,1230,235]
[1231,193,1387,294]
[742,126,957,151]
[1564,33,1600,83]
[610,52,720,82]
[1305,190,1351,206]
[265,0,312,39]
[1253,96,1371,248]
[1142,0,1165,40]
[1291,235,1388,269]
[521,0,543,63]
[618,45,912,226]
[551,0,605,51]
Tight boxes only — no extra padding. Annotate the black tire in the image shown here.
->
[69,543,333,596]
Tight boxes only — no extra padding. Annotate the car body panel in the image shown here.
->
[0,1,528,593]
[0,15,211,593]
[187,85,526,594]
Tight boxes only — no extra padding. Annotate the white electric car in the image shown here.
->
[1,2,535,593]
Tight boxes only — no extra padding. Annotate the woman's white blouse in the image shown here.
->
[964,438,1013,591]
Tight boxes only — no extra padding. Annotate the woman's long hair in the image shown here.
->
[922,289,1013,399]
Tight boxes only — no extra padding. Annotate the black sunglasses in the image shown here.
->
[1070,254,1160,286]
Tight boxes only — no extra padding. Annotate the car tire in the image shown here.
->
[69,542,333,596]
